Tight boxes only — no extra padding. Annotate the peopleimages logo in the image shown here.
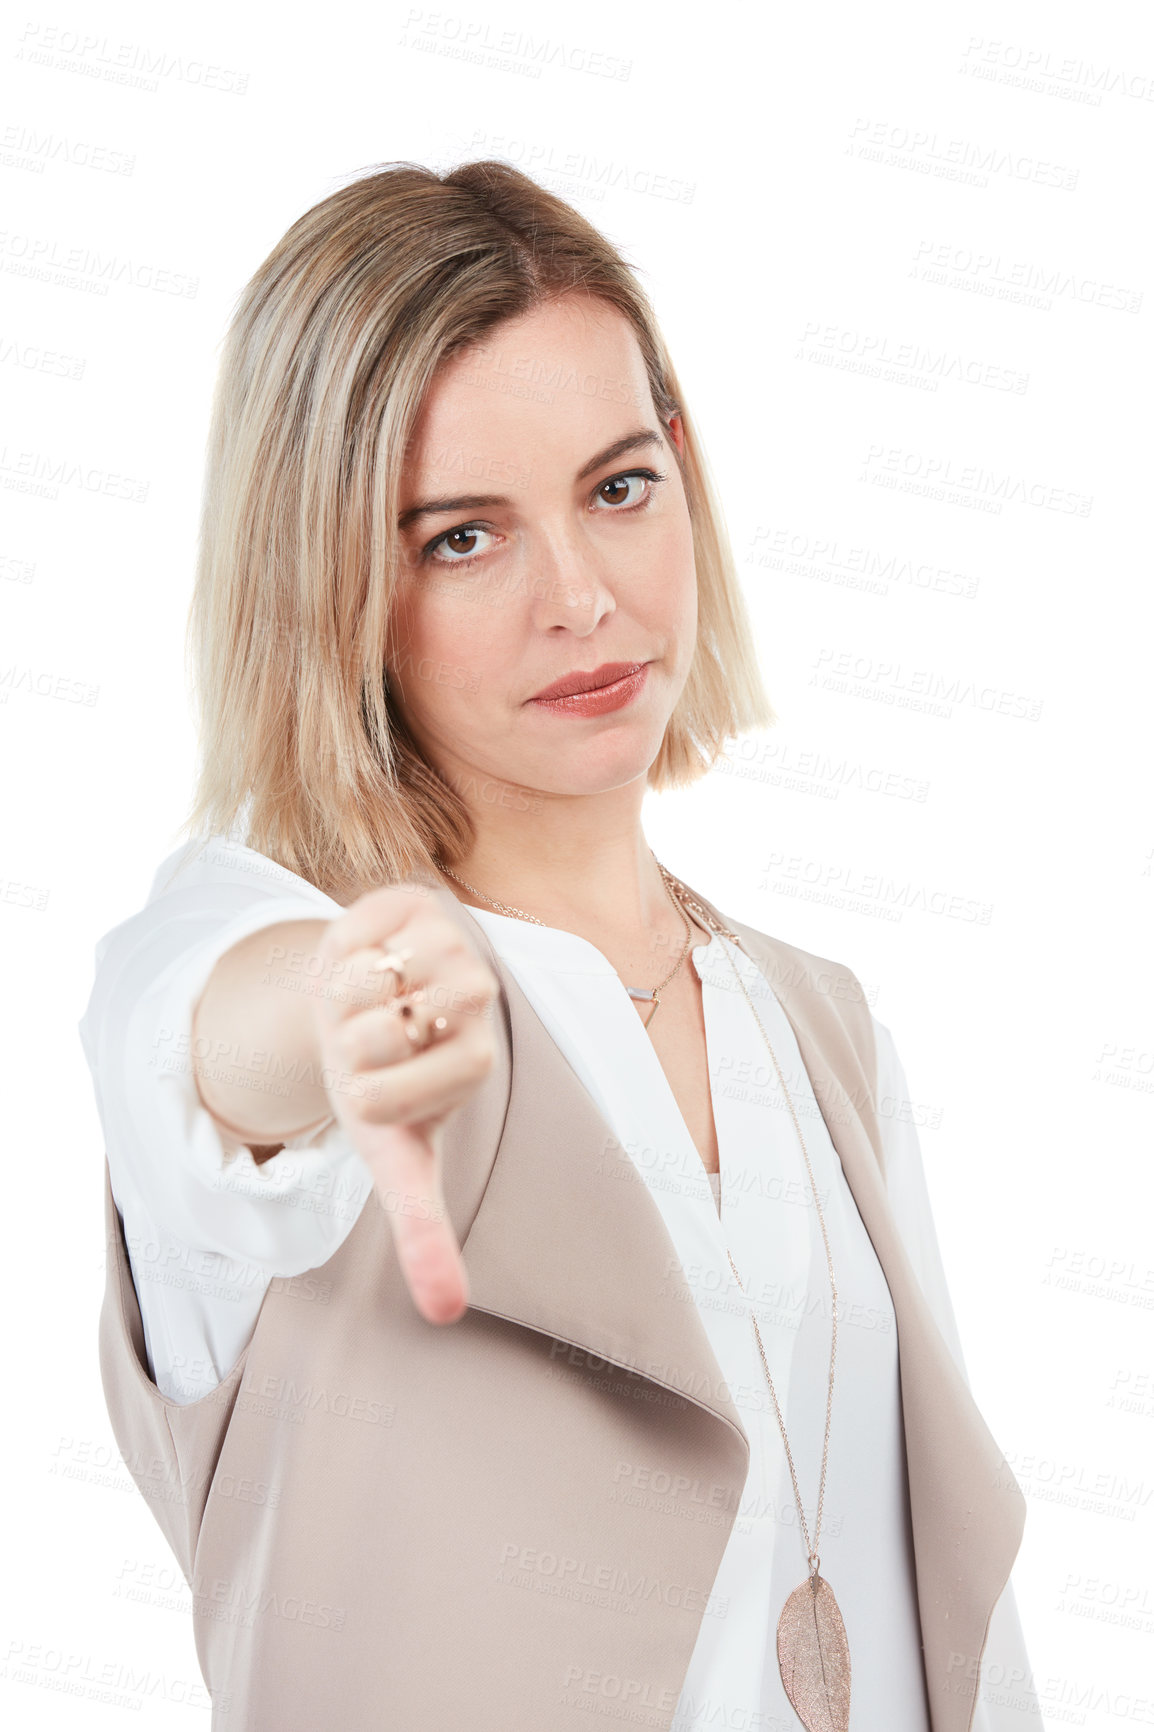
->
[858,444,1093,516]
[959,36,1154,105]
[760,854,994,926]
[810,647,1045,722]
[912,239,1143,314]
[847,116,1079,190]
[397,11,632,81]
[794,320,1029,394]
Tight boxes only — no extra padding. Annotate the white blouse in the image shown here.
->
[79,834,1035,1729]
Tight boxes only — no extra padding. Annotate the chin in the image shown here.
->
[518,734,666,798]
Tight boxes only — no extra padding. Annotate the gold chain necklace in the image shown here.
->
[439,854,851,1727]
[437,863,695,1028]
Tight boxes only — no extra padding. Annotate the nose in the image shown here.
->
[527,528,616,635]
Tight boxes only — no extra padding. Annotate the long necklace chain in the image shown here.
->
[655,860,839,1582]
[439,852,839,1581]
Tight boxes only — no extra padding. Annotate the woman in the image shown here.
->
[81,161,1037,1731]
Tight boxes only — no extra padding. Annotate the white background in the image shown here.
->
[2,0,1151,1725]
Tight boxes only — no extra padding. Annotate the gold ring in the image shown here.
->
[367,943,415,991]
[397,1002,449,1052]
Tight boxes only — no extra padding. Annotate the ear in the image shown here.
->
[665,411,686,457]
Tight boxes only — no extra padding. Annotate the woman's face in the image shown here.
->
[387,293,698,808]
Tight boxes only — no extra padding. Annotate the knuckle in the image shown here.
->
[349,881,424,931]
[365,1074,414,1124]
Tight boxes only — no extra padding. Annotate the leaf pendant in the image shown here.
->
[776,1573,851,1732]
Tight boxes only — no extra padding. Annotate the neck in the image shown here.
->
[438,781,703,961]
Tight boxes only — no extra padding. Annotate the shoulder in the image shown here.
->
[144,833,338,909]
[721,904,905,1100]
[678,875,866,1004]
[80,834,344,1053]
[721,907,873,1027]
[116,832,341,942]
[678,869,877,1056]
[712,905,891,1170]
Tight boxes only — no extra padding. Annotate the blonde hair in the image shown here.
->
[183,158,775,898]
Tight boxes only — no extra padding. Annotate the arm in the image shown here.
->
[79,866,368,1277]
[186,877,505,1324]
[79,867,368,1403]
[82,845,501,1324]
[190,917,336,1160]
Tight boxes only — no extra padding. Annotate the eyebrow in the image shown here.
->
[396,428,666,533]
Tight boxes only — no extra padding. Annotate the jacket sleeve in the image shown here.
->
[872,1014,1041,1729]
[78,852,374,1280]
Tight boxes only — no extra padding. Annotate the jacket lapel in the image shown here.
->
[674,878,1028,1732]
[439,888,751,1458]
[429,879,1025,1732]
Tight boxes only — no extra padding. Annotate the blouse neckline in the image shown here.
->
[465,902,717,980]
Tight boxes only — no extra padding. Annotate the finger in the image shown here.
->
[357,1119,469,1325]
[315,926,492,1033]
[338,994,452,1074]
[321,884,437,969]
[310,941,420,1027]
[352,1021,497,1128]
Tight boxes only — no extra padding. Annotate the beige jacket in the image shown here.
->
[98,876,1026,1731]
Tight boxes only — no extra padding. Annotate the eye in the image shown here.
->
[420,524,499,568]
[592,469,666,511]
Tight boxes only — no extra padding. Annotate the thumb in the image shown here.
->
[361,1119,468,1324]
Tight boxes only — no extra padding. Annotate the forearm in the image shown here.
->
[191,918,335,1145]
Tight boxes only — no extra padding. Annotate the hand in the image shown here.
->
[310,883,500,1326]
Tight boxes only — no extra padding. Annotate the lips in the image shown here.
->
[527,662,651,718]
[528,661,647,702]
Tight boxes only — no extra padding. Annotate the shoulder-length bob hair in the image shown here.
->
[184,158,775,899]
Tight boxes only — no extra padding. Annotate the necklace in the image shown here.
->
[437,863,695,1029]
[654,861,851,1730]
[442,851,852,1728]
